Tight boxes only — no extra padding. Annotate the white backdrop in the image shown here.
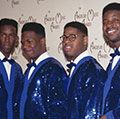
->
[0,0,119,71]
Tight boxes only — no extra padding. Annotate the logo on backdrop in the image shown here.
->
[73,7,111,62]
[18,14,37,25]
[89,38,111,61]
[44,11,66,32]
[6,0,20,8]
[36,0,45,5]
[74,7,99,27]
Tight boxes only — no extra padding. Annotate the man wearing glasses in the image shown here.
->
[60,21,107,119]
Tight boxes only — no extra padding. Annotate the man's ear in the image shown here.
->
[40,37,47,51]
[40,37,46,45]
[83,36,88,47]
[11,36,19,54]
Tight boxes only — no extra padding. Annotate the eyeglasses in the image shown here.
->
[60,34,78,42]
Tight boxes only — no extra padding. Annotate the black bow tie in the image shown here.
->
[66,62,76,76]
[66,62,76,70]
[110,48,120,59]
[2,58,14,65]
[27,61,36,69]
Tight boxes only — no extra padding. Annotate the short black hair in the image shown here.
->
[64,21,88,36]
[22,22,45,37]
[103,2,120,16]
[0,18,18,33]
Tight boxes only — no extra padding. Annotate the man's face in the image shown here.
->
[0,25,18,57]
[103,10,120,48]
[61,27,88,61]
[21,31,45,61]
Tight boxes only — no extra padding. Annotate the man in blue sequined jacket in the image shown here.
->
[60,21,107,119]
[20,22,68,119]
[0,18,23,119]
[100,2,120,119]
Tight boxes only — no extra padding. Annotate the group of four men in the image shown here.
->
[0,2,120,119]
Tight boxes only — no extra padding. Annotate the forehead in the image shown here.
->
[0,25,16,32]
[22,31,37,37]
[103,10,120,18]
[64,27,80,35]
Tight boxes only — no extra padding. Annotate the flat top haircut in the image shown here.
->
[103,2,120,16]
[64,21,88,36]
[22,22,46,37]
[0,18,18,33]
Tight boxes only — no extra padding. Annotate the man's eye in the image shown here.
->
[69,35,76,39]
[0,33,6,37]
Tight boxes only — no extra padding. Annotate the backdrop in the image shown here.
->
[0,0,119,71]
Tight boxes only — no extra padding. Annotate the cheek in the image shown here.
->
[74,43,83,53]
[73,47,80,54]
[74,42,81,50]
[36,47,42,54]
[8,38,16,45]
[0,38,5,44]
[12,41,16,46]
[118,27,120,33]
[0,40,3,45]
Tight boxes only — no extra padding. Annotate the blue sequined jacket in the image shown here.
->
[0,59,24,119]
[20,57,68,119]
[67,56,106,119]
[113,107,120,119]
[102,59,120,119]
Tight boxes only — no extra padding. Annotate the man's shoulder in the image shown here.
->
[41,57,63,67]
[12,59,23,70]
[77,56,105,72]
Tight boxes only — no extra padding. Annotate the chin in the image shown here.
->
[64,55,73,61]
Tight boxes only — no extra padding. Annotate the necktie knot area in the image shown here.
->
[27,61,36,69]
[66,62,76,70]
[110,48,120,59]
[66,62,76,76]
[2,58,14,64]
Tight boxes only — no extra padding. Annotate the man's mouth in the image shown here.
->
[64,45,72,52]
[106,27,117,35]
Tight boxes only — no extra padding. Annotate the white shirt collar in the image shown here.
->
[113,47,120,51]
[117,47,120,51]
[111,47,120,70]
[34,52,50,65]
[73,50,90,64]
[0,51,11,60]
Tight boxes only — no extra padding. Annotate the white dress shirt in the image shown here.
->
[69,50,91,77]
[111,47,120,70]
[0,52,12,81]
[27,52,50,79]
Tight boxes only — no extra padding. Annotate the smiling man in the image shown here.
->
[20,22,68,119]
[61,21,107,119]
[100,2,120,119]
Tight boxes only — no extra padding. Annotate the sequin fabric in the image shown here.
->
[67,56,107,119]
[102,60,120,119]
[20,58,68,119]
[0,59,24,119]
